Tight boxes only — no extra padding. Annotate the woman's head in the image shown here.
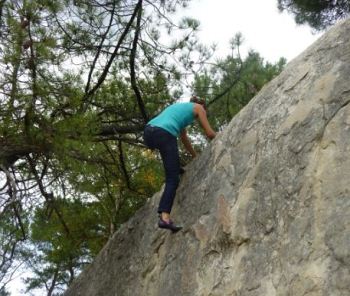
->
[190,96,207,110]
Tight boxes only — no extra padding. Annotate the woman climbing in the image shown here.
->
[143,96,216,232]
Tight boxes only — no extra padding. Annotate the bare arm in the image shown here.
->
[194,104,216,139]
[180,129,197,158]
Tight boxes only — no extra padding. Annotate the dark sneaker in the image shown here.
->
[158,217,182,233]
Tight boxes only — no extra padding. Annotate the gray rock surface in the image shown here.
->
[64,19,350,296]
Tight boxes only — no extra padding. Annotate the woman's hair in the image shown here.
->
[190,96,207,110]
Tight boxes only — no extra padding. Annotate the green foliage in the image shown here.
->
[30,199,107,258]
[0,204,29,291]
[0,287,10,296]
[193,53,285,131]
[277,0,350,30]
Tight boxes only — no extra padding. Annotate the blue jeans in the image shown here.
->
[143,125,180,214]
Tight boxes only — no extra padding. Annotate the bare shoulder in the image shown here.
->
[193,103,206,115]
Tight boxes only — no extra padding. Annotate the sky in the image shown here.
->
[179,0,322,63]
[5,1,325,295]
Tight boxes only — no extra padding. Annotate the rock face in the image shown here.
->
[65,19,350,296]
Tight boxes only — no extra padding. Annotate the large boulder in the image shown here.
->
[65,18,350,296]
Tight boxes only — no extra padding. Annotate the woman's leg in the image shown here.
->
[157,134,180,215]
[144,126,181,231]
[143,125,155,149]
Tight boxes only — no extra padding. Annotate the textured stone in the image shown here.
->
[65,19,350,296]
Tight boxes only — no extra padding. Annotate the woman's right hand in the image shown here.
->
[194,104,216,139]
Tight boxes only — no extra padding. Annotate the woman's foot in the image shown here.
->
[158,213,182,232]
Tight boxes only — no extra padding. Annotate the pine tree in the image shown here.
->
[277,0,350,30]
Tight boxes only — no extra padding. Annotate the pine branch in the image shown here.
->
[129,0,149,123]
[81,0,143,111]
[85,0,117,94]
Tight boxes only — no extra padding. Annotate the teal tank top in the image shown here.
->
[148,102,195,137]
